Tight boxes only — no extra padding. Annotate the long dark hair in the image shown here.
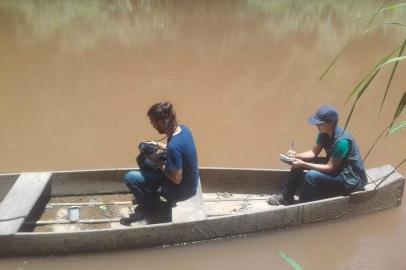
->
[147,102,178,132]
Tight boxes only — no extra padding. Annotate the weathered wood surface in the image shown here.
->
[0,167,287,197]
[172,180,207,223]
[0,165,403,257]
[0,174,19,202]
[0,172,52,235]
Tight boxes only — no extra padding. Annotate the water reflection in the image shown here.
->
[0,0,404,53]
[0,0,163,52]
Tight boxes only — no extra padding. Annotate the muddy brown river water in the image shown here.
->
[0,1,405,269]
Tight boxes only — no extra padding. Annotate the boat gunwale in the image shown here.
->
[0,166,291,177]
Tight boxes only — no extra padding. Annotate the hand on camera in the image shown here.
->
[145,141,158,146]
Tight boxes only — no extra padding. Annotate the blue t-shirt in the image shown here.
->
[165,125,199,193]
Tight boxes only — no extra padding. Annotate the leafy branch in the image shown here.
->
[320,1,406,134]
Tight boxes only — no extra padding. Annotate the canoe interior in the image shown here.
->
[0,165,404,234]
[0,168,288,233]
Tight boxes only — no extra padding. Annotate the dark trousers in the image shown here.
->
[282,158,346,203]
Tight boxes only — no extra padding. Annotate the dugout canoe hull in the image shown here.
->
[0,165,404,257]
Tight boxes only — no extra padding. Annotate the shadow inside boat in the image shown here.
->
[120,201,172,226]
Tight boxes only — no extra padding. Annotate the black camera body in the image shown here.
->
[138,142,159,156]
[137,142,167,171]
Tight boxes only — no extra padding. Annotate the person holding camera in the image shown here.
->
[121,102,199,224]
[268,105,367,206]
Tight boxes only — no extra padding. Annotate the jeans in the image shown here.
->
[300,170,346,202]
[124,169,194,207]
[282,158,347,203]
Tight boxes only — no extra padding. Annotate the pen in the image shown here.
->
[290,141,295,158]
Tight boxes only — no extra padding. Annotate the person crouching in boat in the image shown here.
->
[268,105,367,206]
[121,102,199,225]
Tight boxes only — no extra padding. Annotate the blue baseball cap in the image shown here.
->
[308,105,339,125]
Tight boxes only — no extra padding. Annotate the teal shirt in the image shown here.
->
[317,133,350,159]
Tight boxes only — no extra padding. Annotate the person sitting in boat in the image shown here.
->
[121,102,199,224]
[268,105,367,205]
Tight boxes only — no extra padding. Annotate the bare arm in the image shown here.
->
[292,156,342,174]
[146,141,167,149]
[146,155,182,184]
[153,141,182,184]
[156,142,167,150]
[161,167,182,184]
[295,144,323,160]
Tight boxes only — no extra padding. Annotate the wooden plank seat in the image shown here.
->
[171,180,207,223]
[0,172,52,235]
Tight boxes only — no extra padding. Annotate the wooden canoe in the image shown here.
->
[0,164,404,257]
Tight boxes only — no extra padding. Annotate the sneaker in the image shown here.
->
[267,194,288,206]
[119,206,147,226]
[131,196,161,206]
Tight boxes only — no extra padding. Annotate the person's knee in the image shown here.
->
[305,170,321,187]
[123,171,132,185]
[124,171,144,186]
[290,166,304,174]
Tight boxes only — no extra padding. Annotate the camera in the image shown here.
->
[138,142,159,156]
[137,142,167,171]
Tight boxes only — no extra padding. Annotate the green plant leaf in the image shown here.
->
[344,69,380,130]
[381,56,406,68]
[319,41,355,80]
[393,91,406,119]
[279,251,303,270]
[363,122,394,162]
[389,121,406,134]
[368,0,390,25]
[345,45,400,103]
[354,3,406,22]
[380,38,406,114]
[387,91,406,133]
[384,2,406,10]
[319,25,404,81]
[364,117,405,163]
[347,54,406,104]
[364,22,406,33]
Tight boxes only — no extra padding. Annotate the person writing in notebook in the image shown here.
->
[268,105,367,205]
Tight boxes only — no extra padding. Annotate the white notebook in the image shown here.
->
[279,154,293,165]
